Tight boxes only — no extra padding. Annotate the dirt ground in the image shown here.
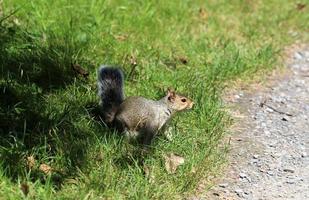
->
[201,45,309,200]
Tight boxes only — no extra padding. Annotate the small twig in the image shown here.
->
[260,102,293,116]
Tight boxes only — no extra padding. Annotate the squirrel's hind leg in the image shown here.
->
[113,119,138,141]
[140,126,158,146]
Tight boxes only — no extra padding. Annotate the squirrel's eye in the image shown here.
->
[181,98,187,102]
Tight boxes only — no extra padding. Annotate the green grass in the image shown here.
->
[0,0,308,199]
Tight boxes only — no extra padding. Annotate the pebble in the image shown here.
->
[235,189,244,197]
[212,192,220,196]
[218,183,228,188]
[266,107,273,113]
[283,168,295,173]
[267,171,274,176]
[239,173,247,178]
[301,152,307,158]
[286,180,295,184]
[264,130,270,135]
[251,159,259,164]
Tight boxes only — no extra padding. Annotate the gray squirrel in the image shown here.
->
[97,65,194,145]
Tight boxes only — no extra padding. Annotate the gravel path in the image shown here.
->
[205,46,309,200]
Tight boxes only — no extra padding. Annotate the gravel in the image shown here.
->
[205,46,309,199]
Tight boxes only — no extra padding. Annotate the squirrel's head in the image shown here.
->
[166,88,194,111]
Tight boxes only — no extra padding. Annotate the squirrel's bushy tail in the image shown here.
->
[97,65,124,123]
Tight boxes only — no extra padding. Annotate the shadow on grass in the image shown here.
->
[0,23,75,91]
[0,21,149,189]
[0,22,92,186]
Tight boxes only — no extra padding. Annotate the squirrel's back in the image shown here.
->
[116,96,156,125]
[115,96,170,133]
[97,65,125,123]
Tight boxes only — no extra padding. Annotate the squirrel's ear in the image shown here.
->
[167,88,176,101]
[167,87,175,95]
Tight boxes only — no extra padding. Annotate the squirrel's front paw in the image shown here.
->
[163,127,174,141]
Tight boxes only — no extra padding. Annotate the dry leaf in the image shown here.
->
[129,55,137,66]
[143,165,155,183]
[178,56,188,65]
[39,164,52,174]
[26,156,35,169]
[115,34,128,41]
[296,3,306,10]
[164,153,185,174]
[199,8,208,20]
[127,54,138,79]
[71,63,89,78]
[20,183,29,196]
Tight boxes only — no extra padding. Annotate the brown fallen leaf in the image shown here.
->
[199,8,208,20]
[26,156,36,169]
[115,34,128,41]
[39,164,52,174]
[296,3,306,11]
[129,55,137,67]
[144,165,155,183]
[20,183,29,196]
[164,153,185,174]
[71,63,89,78]
[178,56,188,65]
[143,165,155,183]
[127,54,138,79]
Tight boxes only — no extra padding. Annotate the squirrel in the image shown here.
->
[97,65,194,145]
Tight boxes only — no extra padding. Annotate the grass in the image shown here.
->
[0,0,308,199]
